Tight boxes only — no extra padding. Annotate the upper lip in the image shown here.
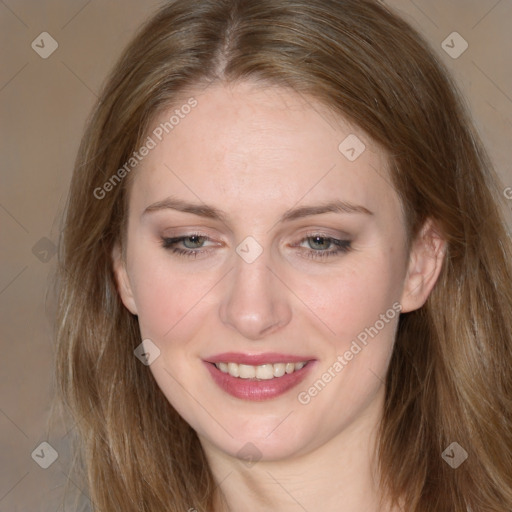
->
[205,352,315,366]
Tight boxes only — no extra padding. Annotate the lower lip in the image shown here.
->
[204,361,315,401]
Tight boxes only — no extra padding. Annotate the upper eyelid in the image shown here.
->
[161,227,352,239]
[162,234,219,245]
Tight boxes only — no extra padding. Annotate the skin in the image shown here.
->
[113,81,445,511]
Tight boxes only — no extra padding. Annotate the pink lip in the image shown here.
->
[203,358,316,401]
[205,352,315,366]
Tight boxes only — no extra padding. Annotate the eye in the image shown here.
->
[294,234,352,260]
[161,233,217,258]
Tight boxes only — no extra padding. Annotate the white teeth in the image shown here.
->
[239,364,256,378]
[256,364,274,380]
[214,361,308,379]
[227,362,239,377]
[285,362,295,374]
[273,363,286,377]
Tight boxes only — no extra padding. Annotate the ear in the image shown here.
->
[399,219,446,313]
[112,243,138,315]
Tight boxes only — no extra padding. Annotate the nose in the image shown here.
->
[219,250,292,340]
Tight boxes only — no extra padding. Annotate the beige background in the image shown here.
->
[1,1,511,511]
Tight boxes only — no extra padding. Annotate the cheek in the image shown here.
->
[128,249,211,339]
[302,253,402,343]
[294,255,402,422]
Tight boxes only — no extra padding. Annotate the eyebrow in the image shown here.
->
[142,196,373,223]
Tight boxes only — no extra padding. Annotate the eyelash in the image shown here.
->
[160,233,352,261]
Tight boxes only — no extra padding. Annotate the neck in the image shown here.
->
[202,387,393,512]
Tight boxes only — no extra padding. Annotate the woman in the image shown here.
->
[55,0,512,510]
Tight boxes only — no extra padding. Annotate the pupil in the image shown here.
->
[184,235,204,248]
[310,236,330,250]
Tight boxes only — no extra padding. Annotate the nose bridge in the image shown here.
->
[219,245,292,339]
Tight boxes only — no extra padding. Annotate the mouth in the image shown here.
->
[204,353,316,401]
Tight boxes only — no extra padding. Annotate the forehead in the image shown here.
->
[128,82,400,223]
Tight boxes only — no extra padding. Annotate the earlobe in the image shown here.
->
[399,219,446,313]
[111,244,138,315]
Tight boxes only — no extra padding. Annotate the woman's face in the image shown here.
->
[113,82,439,462]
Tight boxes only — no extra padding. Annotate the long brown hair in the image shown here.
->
[55,0,512,510]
